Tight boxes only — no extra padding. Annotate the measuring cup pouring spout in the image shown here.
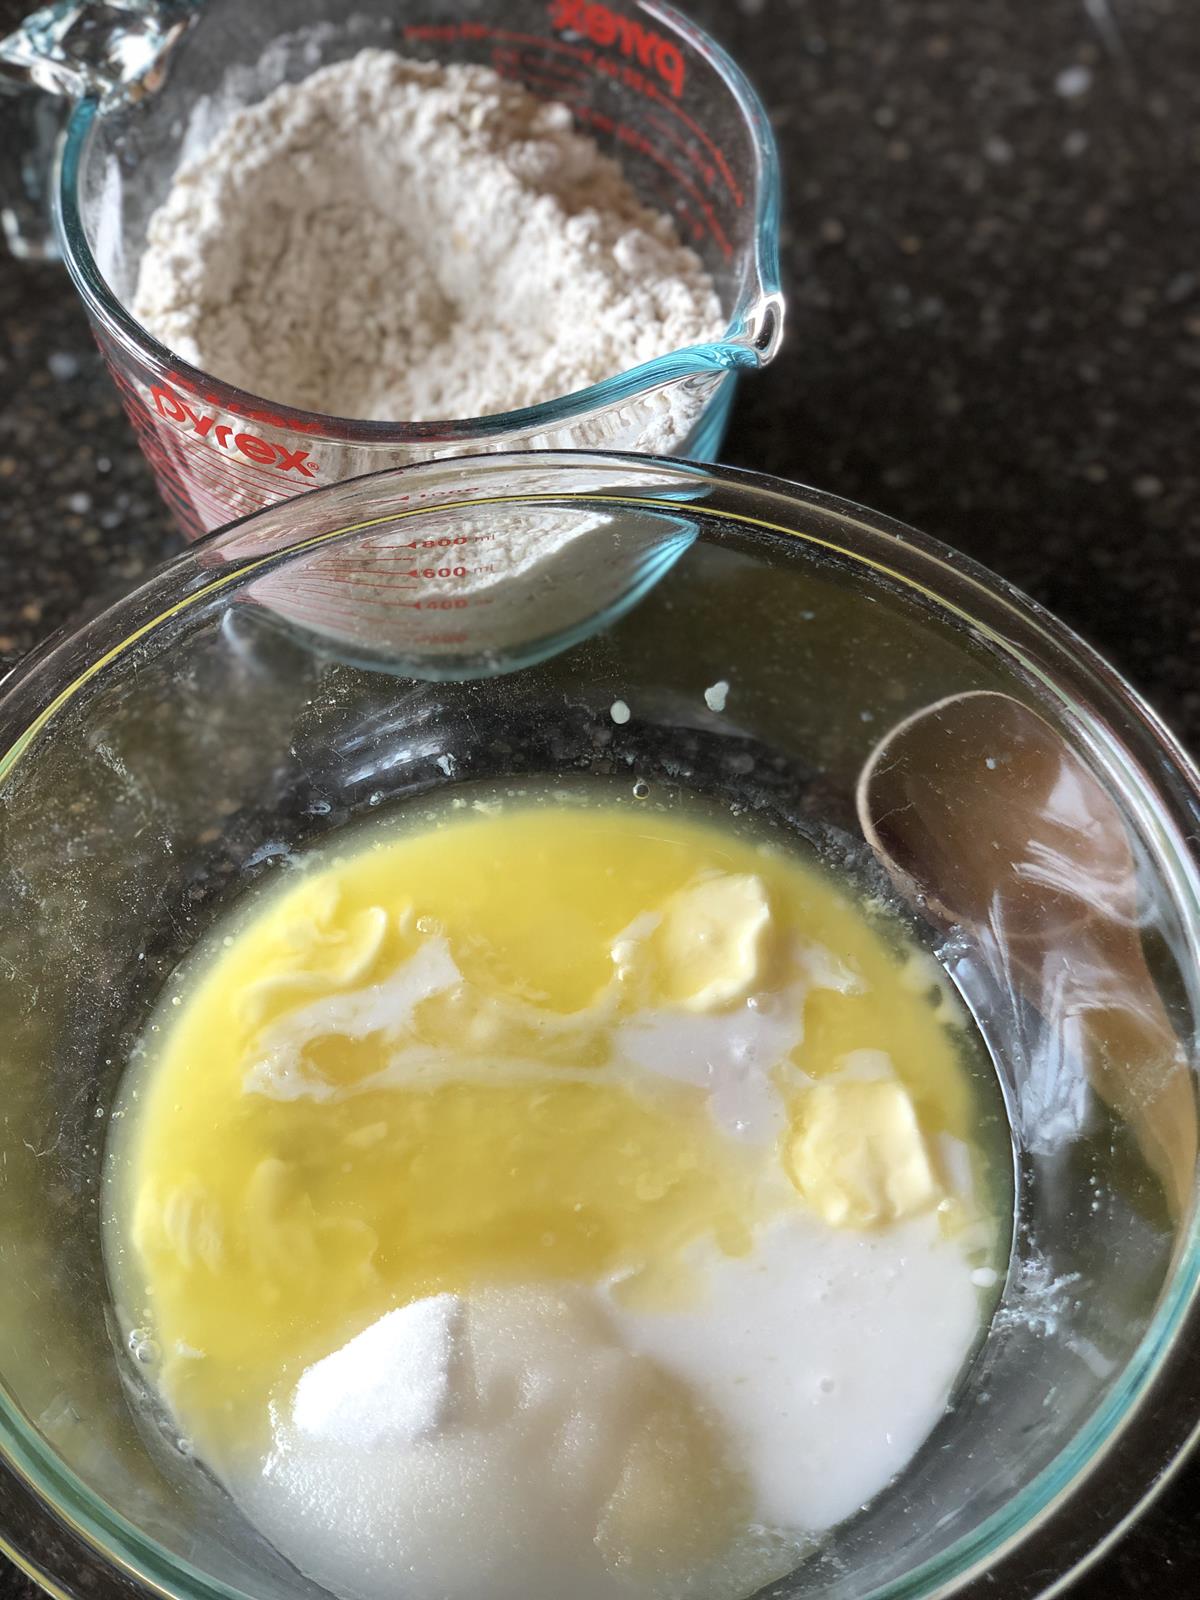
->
[745,289,785,363]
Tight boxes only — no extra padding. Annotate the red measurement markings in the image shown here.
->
[514,66,588,99]
[517,57,590,86]
[585,54,740,207]
[264,532,493,608]
[238,489,493,557]
[572,103,732,259]
[136,447,265,532]
[357,488,487,514]
[137,424,299,536]
[151,431,244,531]
[477,26,593,61]
[276,564,475,596]
[405,20,589,60]
[266,593,402,629]
[642,105,724,199]
[166,456,244,532]
[636,74,741,207]
[668,196,706,247]
[268,574,418,610]
[490,42,590,83]
[291,573,419,596]
[401,17,741,205]
[399,535,475,547]
[402,20,491,46]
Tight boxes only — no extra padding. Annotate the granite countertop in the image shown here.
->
[1,0,1197,1596]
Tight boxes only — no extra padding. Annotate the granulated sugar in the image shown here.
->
[133,50,724,435]
[225,1287,807,1600]
[291,1296,462,1449]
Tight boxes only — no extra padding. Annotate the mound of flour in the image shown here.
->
[132,49,724,429]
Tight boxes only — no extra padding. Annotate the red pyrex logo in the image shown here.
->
[149,384,319,478]
[548,0,686,98]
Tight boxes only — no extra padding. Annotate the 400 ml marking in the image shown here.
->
[149,383,320,478]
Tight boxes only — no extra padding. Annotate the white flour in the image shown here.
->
[133,49,724,436]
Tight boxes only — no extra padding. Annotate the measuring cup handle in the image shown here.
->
[0,0,199,258]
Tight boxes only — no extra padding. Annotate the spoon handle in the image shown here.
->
[991,929,1197,1223]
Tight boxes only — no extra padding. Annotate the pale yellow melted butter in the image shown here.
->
[110,793,987,1520]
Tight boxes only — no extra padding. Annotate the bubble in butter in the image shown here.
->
[104,781,1008,1600]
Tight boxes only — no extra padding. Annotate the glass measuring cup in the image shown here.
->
[0,452,1198,1600]
[0,0,783,539]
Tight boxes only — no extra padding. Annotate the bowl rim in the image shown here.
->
[1,450,1198,1600]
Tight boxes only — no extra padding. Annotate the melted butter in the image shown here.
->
[108,789,993,1480]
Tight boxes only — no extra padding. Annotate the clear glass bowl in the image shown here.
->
[1,453,1197,1600]
[46,0,783,537]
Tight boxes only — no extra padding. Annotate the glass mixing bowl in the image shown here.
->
[1,0,782,537]
[1,453,1198,1600]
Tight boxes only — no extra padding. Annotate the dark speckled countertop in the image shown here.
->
[1,0,1197,1596]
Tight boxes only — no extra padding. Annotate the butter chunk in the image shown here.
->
[658,873,773,1011]
[787,1079,940,1227]
[240,903,389,1025]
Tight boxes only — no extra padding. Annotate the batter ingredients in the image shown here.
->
[105,785,1008,1600]
[132,51,724,437]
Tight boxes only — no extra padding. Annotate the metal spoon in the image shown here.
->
[856,689,1196,1220]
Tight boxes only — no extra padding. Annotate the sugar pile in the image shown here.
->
[291,1296,461,1448]
[226,1287,803,1600]
[132,50,725,438]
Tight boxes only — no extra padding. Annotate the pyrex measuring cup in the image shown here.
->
[0,0,784,539]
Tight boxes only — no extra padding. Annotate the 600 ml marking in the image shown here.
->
[548,0,686,98]
[149,384,320,478]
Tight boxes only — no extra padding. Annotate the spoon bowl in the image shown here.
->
[857,688,1197,1218]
